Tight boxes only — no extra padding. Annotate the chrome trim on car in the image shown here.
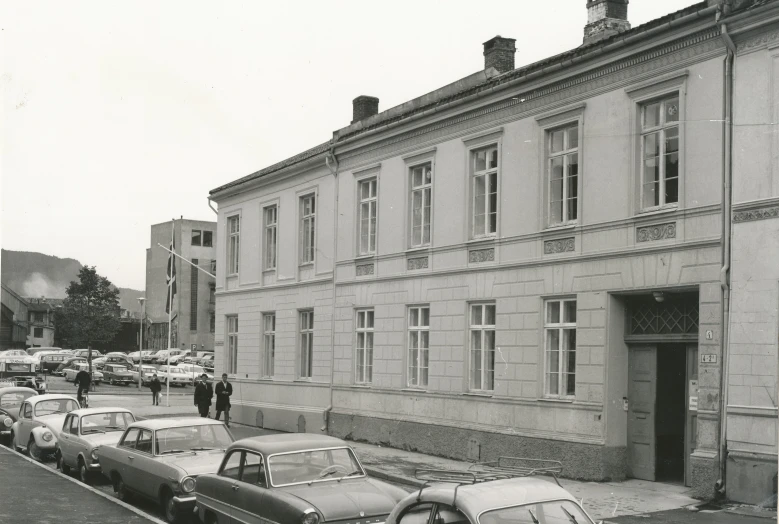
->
[266,445,367,488]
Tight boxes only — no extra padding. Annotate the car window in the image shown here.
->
[241,452,267,488]
[69,415,79,435]
[35,399,79,417]
[120,428,140,449]
[81,412,134,434]
[22,403,31,418]
[220,450,243,480]
[398,503,435,524]
[479,500,592,524]
[155,424,232,455]
[268,447,364,486]
[137,429,153,453]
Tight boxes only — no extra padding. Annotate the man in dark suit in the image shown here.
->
[215,373,233,427]
[193,374,213,417]
[149,374,162,406]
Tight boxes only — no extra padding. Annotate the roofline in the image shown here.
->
[1,283,28,306]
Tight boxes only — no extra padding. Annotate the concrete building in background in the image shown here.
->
[209,0,778,504]
[145,219,217,352]
[24,297,62,348]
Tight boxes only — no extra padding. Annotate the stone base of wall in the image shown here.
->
[330,412,626,481]
[231,402,327,434]
[726,451,778,505]
[690,452,720,499]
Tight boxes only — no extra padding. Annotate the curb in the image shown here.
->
[363,466,424,488]
[724,507,778,520]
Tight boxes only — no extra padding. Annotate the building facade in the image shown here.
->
[0,284,28,350]
[145,219,217,352]
[24,297,61,348]
[210,0,779,503]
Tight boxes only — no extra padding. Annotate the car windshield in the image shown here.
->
[34,399,79,417]
[0,391,36,409]
[267,447,364,486]
[81,412,135,434]
[170,367,183,374]
[479,500,594,524]
[155,424,233,455]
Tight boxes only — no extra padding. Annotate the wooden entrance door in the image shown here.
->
[627,345,657,481]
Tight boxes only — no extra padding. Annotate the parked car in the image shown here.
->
[177,364,213,384]
[64,362,103,385]
[2,374,48,394]
[128,350,154,363]
[73,349,103,360]
[383,460,599,524]
[0,350,30,359]
[9,393,80,461]
[97,354,134,371]
[152,349,185,365]
[196,434,408,524]
[156,365,190,387]
[98,417,234,523]
[92,356,108,370]
[55,357,86,376]
[129,364,158,386]
[57,407,136,484]
[0,387,38,444]
[103,364,134,386]
[26,346,62,356]
[168,350,191,365]
[38,353,69,374]
[199,354,214,371]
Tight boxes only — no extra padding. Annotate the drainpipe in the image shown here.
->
[716,3,735,496]
[207,196,218,215]
[322,147,339,432]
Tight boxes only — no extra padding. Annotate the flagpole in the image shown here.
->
[166,218,174,407]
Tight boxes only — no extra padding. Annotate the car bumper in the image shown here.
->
[173,495,196,509]
[87,461,101,472]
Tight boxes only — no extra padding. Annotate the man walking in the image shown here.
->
[215,373,232,427]
[194,373,213,418]
[149,374,162,406]
[74,367,91,408]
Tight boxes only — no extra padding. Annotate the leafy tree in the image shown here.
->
[60,266,121,375]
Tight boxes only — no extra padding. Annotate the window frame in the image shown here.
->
[227,215,240,276]
[191,230,202,246]
[407,306,430,389]
[355,309,374,384]
[469,303,496,392]
[299,193,316,265]
[263,205,278,271]
[262,313,276,378]
[357,177,378,256]
[639,93,681,211]
[33,327,43,338]
[298,310,314,379]
[546,122,580,227]
[407,162,433,249]
[468,144,500,239]
[543,298,577,399]
[203,231,213,248]
[226,315,238,374]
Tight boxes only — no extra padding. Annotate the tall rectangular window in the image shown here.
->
[263,313,276,377]
[190,258,198,331]
[203,231,213,247]
[641,94,679,209]
[264,206,278,270]
[299,310,314,378]
[407,306,429,388]
[191,230,202,246]
[469,303,495,391]
[548,123,579,226]
[470,146,499,238]
[358,178,377,256]
[544,299,577,398]
[409,164,432,247]
[300,194,316,264]
[228,216,240,275]
[355,309,374,384]
[226,316,238,374]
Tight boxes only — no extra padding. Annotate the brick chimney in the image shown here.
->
[583,0,630,45]
[483,36,516,73]
[352,96,379,124]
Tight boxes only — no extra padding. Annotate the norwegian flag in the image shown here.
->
[165,236,177,314]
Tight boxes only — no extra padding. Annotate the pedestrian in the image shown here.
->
[149,373,162,406]
[74,367,91,408]
[194,373,213,418]
[215,373,233,427]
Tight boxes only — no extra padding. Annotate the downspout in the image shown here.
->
[322,146,339,432]
[207,196,218,215]
[716,3,735,496]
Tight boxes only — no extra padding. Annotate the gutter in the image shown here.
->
[207,196,218,215]
[322,146,339,432]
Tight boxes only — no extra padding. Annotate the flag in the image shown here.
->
[165,235,177,314]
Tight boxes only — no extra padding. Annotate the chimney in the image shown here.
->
[483,36,516,74]
[583,0,630,45]
[352,95,379,124]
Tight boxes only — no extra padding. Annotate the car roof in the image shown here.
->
[70,407,134,416]
[229,434,349,455]
[28,394,78,404]
[129,417,225,431]
[0,386,38,395]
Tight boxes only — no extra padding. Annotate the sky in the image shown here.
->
[1,0,699,290]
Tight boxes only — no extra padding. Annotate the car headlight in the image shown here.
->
[42,431,53,442]
[3,417,12,428]
[91,449,99,461]
[302,509,320,524]
[180,476,196,493]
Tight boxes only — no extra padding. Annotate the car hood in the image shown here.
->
[37,414,67,435]
[157,451,226,476]
[280,478,398,520]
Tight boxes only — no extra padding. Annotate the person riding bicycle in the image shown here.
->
[75,368,91,406]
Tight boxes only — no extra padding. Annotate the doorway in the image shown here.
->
[655,345,686,482]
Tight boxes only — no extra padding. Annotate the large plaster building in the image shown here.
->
[209,0,779,503]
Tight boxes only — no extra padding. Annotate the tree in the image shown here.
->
[60,266,121,376]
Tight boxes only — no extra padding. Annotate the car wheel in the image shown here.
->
[204,512,220,524]
[161,490,181,524]
[57,451,71,474]
[28,437,42,461]
[78,458,91,484]
[113,474,132,502]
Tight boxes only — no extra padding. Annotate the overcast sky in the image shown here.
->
[1,0,697,290]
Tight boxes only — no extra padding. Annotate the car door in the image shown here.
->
[202,450,243,523]
[58,414,78,467]
[125,428,157,498]
[17,402,34,444]
[115,428,140,487]
[231,451,268,524]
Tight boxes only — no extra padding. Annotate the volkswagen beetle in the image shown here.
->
[9,393,79,461]
[0,386,37,444]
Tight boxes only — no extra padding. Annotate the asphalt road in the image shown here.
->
[603,507,775,523]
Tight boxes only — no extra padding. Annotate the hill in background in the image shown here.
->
[1,249,143,314]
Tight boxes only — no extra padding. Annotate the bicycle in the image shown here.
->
[78,388,89,408]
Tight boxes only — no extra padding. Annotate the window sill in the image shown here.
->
[227,274,238,279]
[405,246,431,254]
[262,268,276,274]
[401,387,427,393]
[293,378,313,383]
[258,377,274,381]
[467,236,497,246]
[543,223,577,233]
[354,254,376,261]
[539,397,575,404]
[462,391,494,398]
[298,262,314,268]
[636,205,678,218]
[350,384,372,389]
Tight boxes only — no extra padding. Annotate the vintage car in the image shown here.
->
[64,362,104,385]
[0,358,48,394]
[103,364,134,386]
[156,365,190,387]
[384,461,601,524]
[98,417,233,523]
[54,356,86,376]
[38,352,69,374]
[128,350,155,363]
[73,349,103,360]
[97,353,134,370]
[195,434,408,524]
[57,407,136,483]
[129,364,158,385]
[177,364,213,384]
[9,393,80,461]
[0,387,38,444]
[0,349,30,358]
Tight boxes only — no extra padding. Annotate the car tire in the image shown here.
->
[161,490,181,524]
[113,474,132,502]
[28,437,42,462]
[57,451,71,474]
[204,512,220,524]
[78,458,91,484]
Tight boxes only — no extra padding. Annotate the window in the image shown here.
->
[203,231,213,247]
[33,327,43,338]
[220,450,243,480]
[409,163,432,247]
[119,428,140,449]
[299,311,314,379]
[469,303,496,391]
[470,146,499,238]
[300,194,316,264]
[228,216,240,275]
[191,230,202,246]
[226,316,238,374]
[190,258,198,331]
[68,415,79,435]
[137,429,153,454]
[210,313,215,333]
[548,123,579,225]
[263,313,276,377]
[407,306,430,388]
[355,309,374,384]
[544,299,577,398]
[358,178,377,255]
[264,206,278,270]
[641,94,680,209]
